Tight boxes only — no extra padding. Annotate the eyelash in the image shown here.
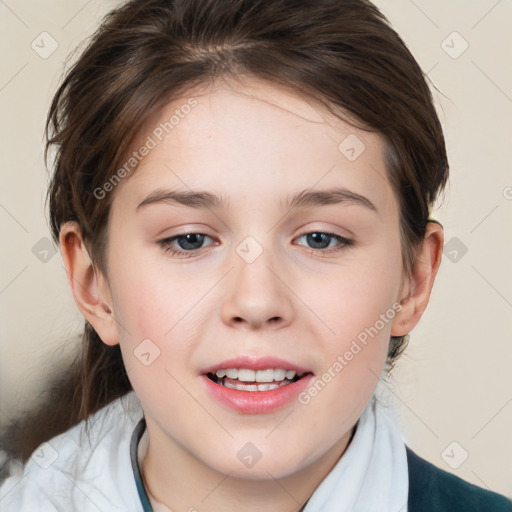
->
[158,231,354,258]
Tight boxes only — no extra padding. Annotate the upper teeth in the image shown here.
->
[215,368,297,382]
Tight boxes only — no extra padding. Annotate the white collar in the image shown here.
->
[303,392,409,511]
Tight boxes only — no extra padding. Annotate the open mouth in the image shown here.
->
[206,368,307,392]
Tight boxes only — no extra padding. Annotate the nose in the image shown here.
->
[220,242,294,331]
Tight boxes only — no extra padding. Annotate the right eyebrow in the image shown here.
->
[137,189,228,211]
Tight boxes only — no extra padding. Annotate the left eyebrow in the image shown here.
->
[136,186,378,213]
[283,187,378,213]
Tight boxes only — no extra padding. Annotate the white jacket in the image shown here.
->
[0,393,143,511]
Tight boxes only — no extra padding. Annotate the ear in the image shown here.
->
[391,221,444,336]
[59,221,119,346]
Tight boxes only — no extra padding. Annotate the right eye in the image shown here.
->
[158,233,216,258]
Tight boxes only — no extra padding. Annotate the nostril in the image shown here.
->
[231,316,281,325]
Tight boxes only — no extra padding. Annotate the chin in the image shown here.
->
[197,440,320,481]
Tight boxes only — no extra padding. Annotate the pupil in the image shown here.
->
[179,234,204,250]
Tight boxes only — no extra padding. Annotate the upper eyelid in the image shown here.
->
[294,232,353,249]
[296,231,348,239]
[160,233,216,245]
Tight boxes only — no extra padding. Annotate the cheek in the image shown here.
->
[109,261,200,411]
[107,252,213,383]
[297,270,400,438]
[300,242,403,402]
[304,244,403,344]
[108,245,197,336]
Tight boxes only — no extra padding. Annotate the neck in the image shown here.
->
[140,422,355,512]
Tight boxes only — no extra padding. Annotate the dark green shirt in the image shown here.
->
[406,446,512,511]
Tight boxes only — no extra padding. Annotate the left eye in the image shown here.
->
[294,232,352,252]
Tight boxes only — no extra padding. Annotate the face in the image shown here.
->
[102,77,406,479]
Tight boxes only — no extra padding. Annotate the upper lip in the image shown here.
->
[201,356,310,375]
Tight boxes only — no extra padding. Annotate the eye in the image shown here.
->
[294,231,353,254]
[159,231,353,259]
[159,233,216,258]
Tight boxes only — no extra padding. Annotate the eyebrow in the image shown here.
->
[283,187,377,212]
[136,186,377,213]
[137,188,226,210]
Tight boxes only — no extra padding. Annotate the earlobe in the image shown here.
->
[391,221,444,337]
[59,221,119,346]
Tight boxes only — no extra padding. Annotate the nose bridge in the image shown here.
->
[220,234,294,330]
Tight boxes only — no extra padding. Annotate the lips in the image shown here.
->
[201,357,313,414]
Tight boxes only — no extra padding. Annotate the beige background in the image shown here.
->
[1,0,511,498]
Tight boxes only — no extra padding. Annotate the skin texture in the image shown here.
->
[60,77,443,511]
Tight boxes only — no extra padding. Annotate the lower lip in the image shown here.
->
[201,374,314,414]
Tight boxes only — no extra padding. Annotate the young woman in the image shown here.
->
[1,0,510,510]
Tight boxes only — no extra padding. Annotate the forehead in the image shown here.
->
[114,77,394,216]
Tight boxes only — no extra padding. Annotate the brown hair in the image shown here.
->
[4,0,448,463]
